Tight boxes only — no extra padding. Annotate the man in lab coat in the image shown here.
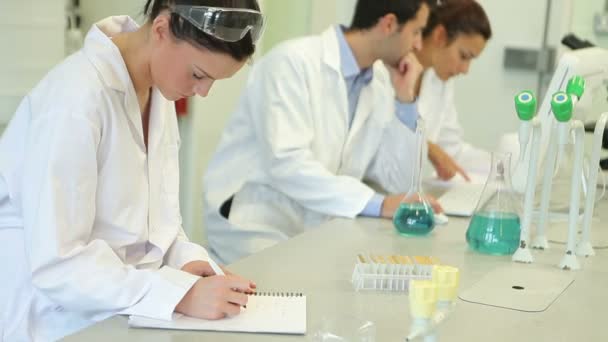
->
[204,0,440,264]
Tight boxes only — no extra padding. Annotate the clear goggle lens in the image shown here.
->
[174,5,265,44]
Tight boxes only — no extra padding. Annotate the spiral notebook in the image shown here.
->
[128,292,306,335]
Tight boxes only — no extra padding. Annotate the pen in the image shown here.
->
[207,257,225,276]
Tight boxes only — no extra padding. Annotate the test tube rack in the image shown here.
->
[351,254,440,292]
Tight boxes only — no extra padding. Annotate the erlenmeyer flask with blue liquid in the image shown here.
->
[466,152,522,255]
[393,119,435,236]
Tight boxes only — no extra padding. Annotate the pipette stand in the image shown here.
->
[533,89,585,270]
[576,112,608,257]
[512,91,540,264]
[513,117,542,263]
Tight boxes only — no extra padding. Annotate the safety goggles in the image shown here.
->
[173,5,265,44]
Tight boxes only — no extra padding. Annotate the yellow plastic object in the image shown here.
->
[413,256,441,265]
[432,266,460,302]
[398,256,413,265]
[409,280,437,319]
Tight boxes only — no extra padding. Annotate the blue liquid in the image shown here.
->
[466,212,521,255]
[393,203,435,236]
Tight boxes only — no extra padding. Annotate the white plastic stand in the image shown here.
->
[559,252,580,271]
[576,112,608,257]
[513,117,542,263]
[557,120,585,270]
[513,121,533,193]
[533,120,558,250]
[533,91,588,270]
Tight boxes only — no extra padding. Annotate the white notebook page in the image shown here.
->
[128,294,306,335]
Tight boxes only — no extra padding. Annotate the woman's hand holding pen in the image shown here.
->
[177,261,256,319]
[175,275,255,319]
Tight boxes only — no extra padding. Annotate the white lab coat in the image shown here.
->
[203,26,417,264]
[0,16,208,341]
[418,69,491,175]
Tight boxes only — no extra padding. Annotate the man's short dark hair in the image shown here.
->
[349,0,429,31]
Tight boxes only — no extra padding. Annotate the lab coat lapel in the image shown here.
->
[138,87,173,265]
[320,26,375,171]
[147,88,167,154]
[343,80,375,158]
[83,18,147,152]
[123,86,147,152]
[320,27,350,133]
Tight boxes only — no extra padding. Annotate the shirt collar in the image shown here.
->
[334,25,373,83]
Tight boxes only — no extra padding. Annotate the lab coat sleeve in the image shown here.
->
[251,54,374,218]
[22,108,197,322]
[434,84,491,173]
[164,227,210,270]
[364,104,418,195]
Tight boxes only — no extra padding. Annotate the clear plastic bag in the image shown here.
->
[312,314,376,342]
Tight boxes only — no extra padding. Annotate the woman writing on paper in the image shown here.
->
[415,0,493,181]
[0,0,263,340]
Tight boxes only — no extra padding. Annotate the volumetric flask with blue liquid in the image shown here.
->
[393,119,435,236]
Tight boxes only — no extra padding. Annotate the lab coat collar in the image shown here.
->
[83,16,140,93]
[320,26,342,75]
[83,16,169,151]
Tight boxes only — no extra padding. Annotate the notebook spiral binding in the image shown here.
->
[251,291,304,297]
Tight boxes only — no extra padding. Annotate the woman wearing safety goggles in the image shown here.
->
[0,1,264,341]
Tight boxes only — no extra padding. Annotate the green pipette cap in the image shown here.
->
[551,92,573,123]
[514,91,537,121]
[566,75,585,99]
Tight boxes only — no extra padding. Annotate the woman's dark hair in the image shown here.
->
[423,0,492,42]
[143,0,260,61]
[349,0,430,31]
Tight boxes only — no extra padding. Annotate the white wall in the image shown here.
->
[80,0,146,28]
[261,0,310,53]
[311,0,357,33]
[0,0,66,135]
[570,0,608,48]
[0,1,143,135]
